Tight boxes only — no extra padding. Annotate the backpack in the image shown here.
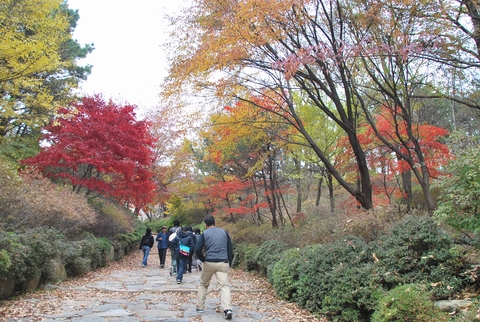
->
[168,227,180,242]
[179,240,191,257]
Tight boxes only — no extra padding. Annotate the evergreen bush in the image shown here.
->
[291,237,382,321]
[271,248,302,300]
[252,239,289,277]
[0,249,11,276]
[374,215,466,298]
[62,242,90,276]
[114,228,144,255]
[0,232,24,281]
[371,283,449,322]
[232,243,258,271]
[434,140,480,234]
[0,228,63,284]
[61,233,115,276]
[244,214,475,321]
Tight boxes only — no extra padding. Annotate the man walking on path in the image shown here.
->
[156,226,169,268]
[194,214,234,320]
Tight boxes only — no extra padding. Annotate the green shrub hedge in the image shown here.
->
[252,215,474,321]
[0,226,140,297]
[371,284,449,322]
[232,243,258,271]
[61,233,114,276]
[253,240,289,277]
[290,237,381,321]
[270,248,302,300]
[0,228,63,285]
[374,215,465,298]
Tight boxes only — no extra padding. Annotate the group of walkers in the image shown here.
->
[165,220,200,283]
[138,214,234,320]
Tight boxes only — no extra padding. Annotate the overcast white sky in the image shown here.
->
[67,0,186,115]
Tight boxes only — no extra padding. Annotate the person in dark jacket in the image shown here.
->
[194,215,233,320]
[168,219,181,275]
[193,227,202,271]
[156,226,169,268]
[171,226,194,284]
[186,226,197,273]
[139,228,154,267]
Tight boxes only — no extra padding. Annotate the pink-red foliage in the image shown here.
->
[21,95,157,209]
[362,106,452,178]
[336,105,451,205]
[200,177,271,216]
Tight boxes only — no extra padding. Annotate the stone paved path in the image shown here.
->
[2,248,322,322]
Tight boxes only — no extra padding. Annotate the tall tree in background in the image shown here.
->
[344,0,460,211]
[164,0,376,209]
[163,0,477,211]
[0,0,94,161]
[199,94,293,226]
[289,93,344,214]
[353,106,452,207]
[21,95,157,211]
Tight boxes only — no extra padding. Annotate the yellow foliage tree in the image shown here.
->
[0,0,70,143]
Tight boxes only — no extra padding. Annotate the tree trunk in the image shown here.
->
[401,169,412,208]
[293,157,302,213]
[302,164,313,202]
[316,176,323,207]
[294,122,373,210]
[250,178,262,226]
[225,193,235,223]
[464,0,480,56]
[327,172,335,215]
[260,169,278,227]
[414,165,436,212]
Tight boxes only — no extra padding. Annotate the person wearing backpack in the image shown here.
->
[168,219,181,275]
[139,228,154,267]
[171,226,194,284]
[186,226,197,273]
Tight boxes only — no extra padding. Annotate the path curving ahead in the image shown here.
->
[0,249,323,322]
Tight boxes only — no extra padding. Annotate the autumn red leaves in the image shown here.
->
[160,0,470,214]
[21,95,157,211]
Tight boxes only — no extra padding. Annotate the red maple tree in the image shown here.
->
[21,95,157,210]
[337,105,452,207]
[361,106,451,178]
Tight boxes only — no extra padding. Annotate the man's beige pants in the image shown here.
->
[197,261,232,312]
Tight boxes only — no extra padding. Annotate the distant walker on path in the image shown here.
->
[156,226,169,268]
[168,219,181,275]
[139,228,154,267]
[194,214,234,320]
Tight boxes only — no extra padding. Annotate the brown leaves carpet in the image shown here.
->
[0,251,326,321]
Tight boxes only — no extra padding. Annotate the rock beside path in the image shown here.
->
[0,250,323,321]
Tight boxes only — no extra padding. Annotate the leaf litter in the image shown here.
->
[0,251,326,321]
